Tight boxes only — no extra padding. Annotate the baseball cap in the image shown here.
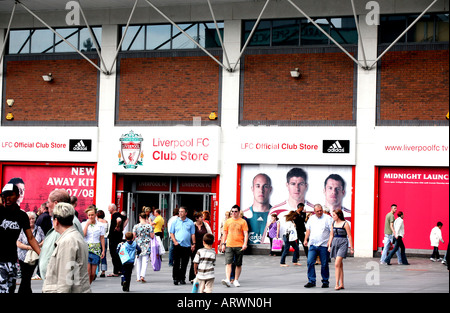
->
[1,183,20,196]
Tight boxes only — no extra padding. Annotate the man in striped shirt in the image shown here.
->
[193,233,216,293]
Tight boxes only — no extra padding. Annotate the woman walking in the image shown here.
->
[96,209,109,277]
[267,213,280,256]
[280,211,301,266]
[16,211,45,293]
[82,206,106,284]
[328,209,353,290]
[189,211,212,282]
[133,212,154,282]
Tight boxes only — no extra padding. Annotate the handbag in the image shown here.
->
[272,238,283,252]
[24,249,39,265]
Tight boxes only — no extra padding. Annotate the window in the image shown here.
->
[120,22,224,51]
[379,13,449,44]
[8,27,102,55]
[243,17,357,47]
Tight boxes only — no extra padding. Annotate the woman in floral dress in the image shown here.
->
[133,212,154,282]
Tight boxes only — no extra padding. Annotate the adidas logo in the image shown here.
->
[327,141,345,153]
[69,139,92,152]
[73,140,88,151]
[322,140,350,154]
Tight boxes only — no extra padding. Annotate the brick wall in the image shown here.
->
[241,52,355,122]
[379,49,449,121]
[117,56,220,123]
[3,58,98,123]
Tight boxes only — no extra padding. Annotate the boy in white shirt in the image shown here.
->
[193,233,216,293]
[430,222,444,261]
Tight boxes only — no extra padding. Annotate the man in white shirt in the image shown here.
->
[303,204,332,288]
[385,211,409,265]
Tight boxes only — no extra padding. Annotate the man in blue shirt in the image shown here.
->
[169,206,195,285]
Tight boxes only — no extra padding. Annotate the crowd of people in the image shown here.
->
[1,179,448,294]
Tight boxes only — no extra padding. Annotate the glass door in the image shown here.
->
[126,192,136,234]
[159,193,170,249]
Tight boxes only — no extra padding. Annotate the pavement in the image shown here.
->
[23,253,449,294]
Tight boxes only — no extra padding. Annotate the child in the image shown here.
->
[430,222,444,261]
[193,233,216,293]
[117,232,141,291]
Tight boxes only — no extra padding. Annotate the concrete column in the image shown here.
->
[353,17,379,258]
[95,24,118,212]
[218,19,242,220]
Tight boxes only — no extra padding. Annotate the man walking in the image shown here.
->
[220,205,249,287]
[42,203,91,293]
[0,183,41,293]
[304,204,332,288]
[107,203,127,277]
[294,202,308,257]
[380,204,401,264]
[169,207,195,285]
[385,211,409,265]
[39,189,83,282]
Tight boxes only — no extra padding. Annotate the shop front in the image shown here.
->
[0,127,98,220]
[114,174,219,249]
[111,127,221,248]
[373,127,449,254]
[232,126,356,251]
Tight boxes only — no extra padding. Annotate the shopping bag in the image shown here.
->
[151,237,161,271]
[118,243,131,264]
[191,278,200,293]
[156,236,166,255]
[272,238,283,252]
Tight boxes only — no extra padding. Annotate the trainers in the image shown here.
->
[221,279,231,287]
[31,275,41,280]
[233,280,241,287]
[430,258,437,262]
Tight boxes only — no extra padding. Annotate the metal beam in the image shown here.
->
[233,0,271,72]
[0,1,16,63]
[143,0,232,72]
[16,0,107,75]
[368,0,438,69]
[286,0,365,69]
[207,0,231,70]
[108,0,139,74]
[350,0,369,69]
[78,0,108,73]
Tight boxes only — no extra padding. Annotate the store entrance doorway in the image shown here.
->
[115,175,219,250]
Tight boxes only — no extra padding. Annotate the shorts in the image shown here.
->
[198,278,214,293]
[0,262,18,293]
[225,247,244,266]
[88,252,101,265]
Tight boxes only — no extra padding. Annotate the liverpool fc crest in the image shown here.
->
[118,130,144,169]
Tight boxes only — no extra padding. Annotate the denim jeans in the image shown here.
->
[168,239,175,266]
[386,236,408,265]
[280,235,299,264]
[380,234,402,263]
[306,245,329,285]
